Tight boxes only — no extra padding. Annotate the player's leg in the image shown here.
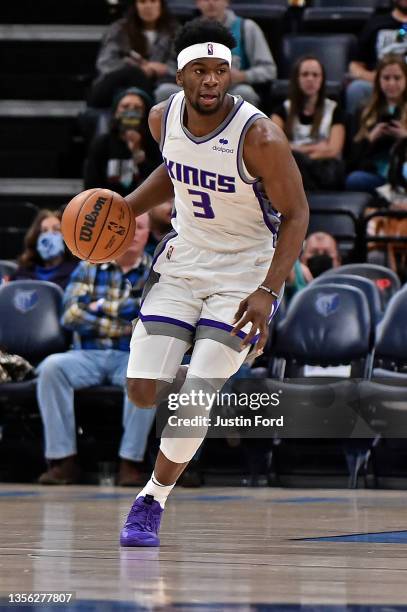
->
[121,274,201,546]
[154,287,283,492]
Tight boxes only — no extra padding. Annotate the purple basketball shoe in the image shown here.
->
[120,494,163,547]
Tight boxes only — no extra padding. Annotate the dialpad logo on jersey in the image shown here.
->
[13,290,38,313]
[213,137,234,154]
[166,245,174,260]
[163,157,236,193]
[315,293,340,317]
[207,43,214,56]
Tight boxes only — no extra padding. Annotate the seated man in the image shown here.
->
[36,213,155,486]
[301,231,341,278]
[196,0,276,107]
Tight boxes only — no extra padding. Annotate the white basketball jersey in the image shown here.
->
[161,92,280,253]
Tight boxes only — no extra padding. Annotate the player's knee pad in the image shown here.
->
[159,375,215,463]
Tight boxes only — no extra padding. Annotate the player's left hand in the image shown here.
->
[231,289,275,352]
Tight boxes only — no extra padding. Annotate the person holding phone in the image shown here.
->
[346,54,407,194]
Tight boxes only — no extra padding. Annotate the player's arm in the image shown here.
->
[125,102,174,217]
[232,118,309,350]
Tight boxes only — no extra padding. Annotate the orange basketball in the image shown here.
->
[61,189,136,264]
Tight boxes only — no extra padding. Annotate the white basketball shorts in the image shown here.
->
[127,233,282,381]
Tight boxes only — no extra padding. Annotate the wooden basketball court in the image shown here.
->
[1,484,407,610]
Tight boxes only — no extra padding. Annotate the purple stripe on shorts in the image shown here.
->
[139,313,196,333]
[198,301,279,345]
[197,317,249,342]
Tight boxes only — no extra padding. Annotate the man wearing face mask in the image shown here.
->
[11,210,77,289]
[301,231,341,278]
[84,87,159,197]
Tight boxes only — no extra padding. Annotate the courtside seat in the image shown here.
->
[358,289,407,457]
[233,283,374,486]
[310,274,383,326]
[0,281,68,421]
[0,280,67,366]
[0,260,17,279]
[321,263,401,310]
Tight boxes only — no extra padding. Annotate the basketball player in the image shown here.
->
[120,18,309,546]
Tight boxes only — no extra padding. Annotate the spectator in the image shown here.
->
[84,88,158,197]
[11,209,77,289]
[271,56,346,191]
[88,0,179,108]
[346,54,407,195]
[36,214,156,486]
[195,1,277,106]
[286,260,313,297]
[347,0,407,113]
[146,198,173,256]
[301,231,341,278]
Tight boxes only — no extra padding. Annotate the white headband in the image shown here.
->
[177,42,232,71]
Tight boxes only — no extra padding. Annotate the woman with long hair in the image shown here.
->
[89,0,179,108]
[346,54,407,194]
[11,209,77,289]
[271,55,346,191]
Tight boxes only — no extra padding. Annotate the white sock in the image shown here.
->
[137,472,175,508]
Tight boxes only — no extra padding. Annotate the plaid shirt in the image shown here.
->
[61,253,152,351]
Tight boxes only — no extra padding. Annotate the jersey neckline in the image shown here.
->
[180,94,244,144]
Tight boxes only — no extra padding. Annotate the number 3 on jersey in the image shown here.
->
[188,189,215,219]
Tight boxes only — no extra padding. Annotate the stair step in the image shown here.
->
[0,178,84,208]
[0,100,86,117]
[0,24,106,41]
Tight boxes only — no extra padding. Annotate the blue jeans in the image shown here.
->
[345,171,385,195]
[346,79,373,114]
[36,349,156,461]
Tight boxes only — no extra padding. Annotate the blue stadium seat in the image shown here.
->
[310,274,383,327]
[302,7,374,34]
[321,263,401,310]
[278,34,357,83]
[233,283,374,485]
[358,289,407,443]
[307,192,372,262]
[0,280,68,365]
[0,260,17,279]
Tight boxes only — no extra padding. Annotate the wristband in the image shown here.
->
[258,285,279,300]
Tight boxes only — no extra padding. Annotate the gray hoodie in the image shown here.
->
[223,9,277,84]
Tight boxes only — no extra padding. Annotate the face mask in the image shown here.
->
[36,231,65,261]
[117,109,143,133]
[307,253,334,277]
[402,161,407,182]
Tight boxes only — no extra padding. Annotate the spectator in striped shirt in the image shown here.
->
[36,213,155,486]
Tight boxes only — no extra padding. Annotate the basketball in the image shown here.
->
[61,188,136,263]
